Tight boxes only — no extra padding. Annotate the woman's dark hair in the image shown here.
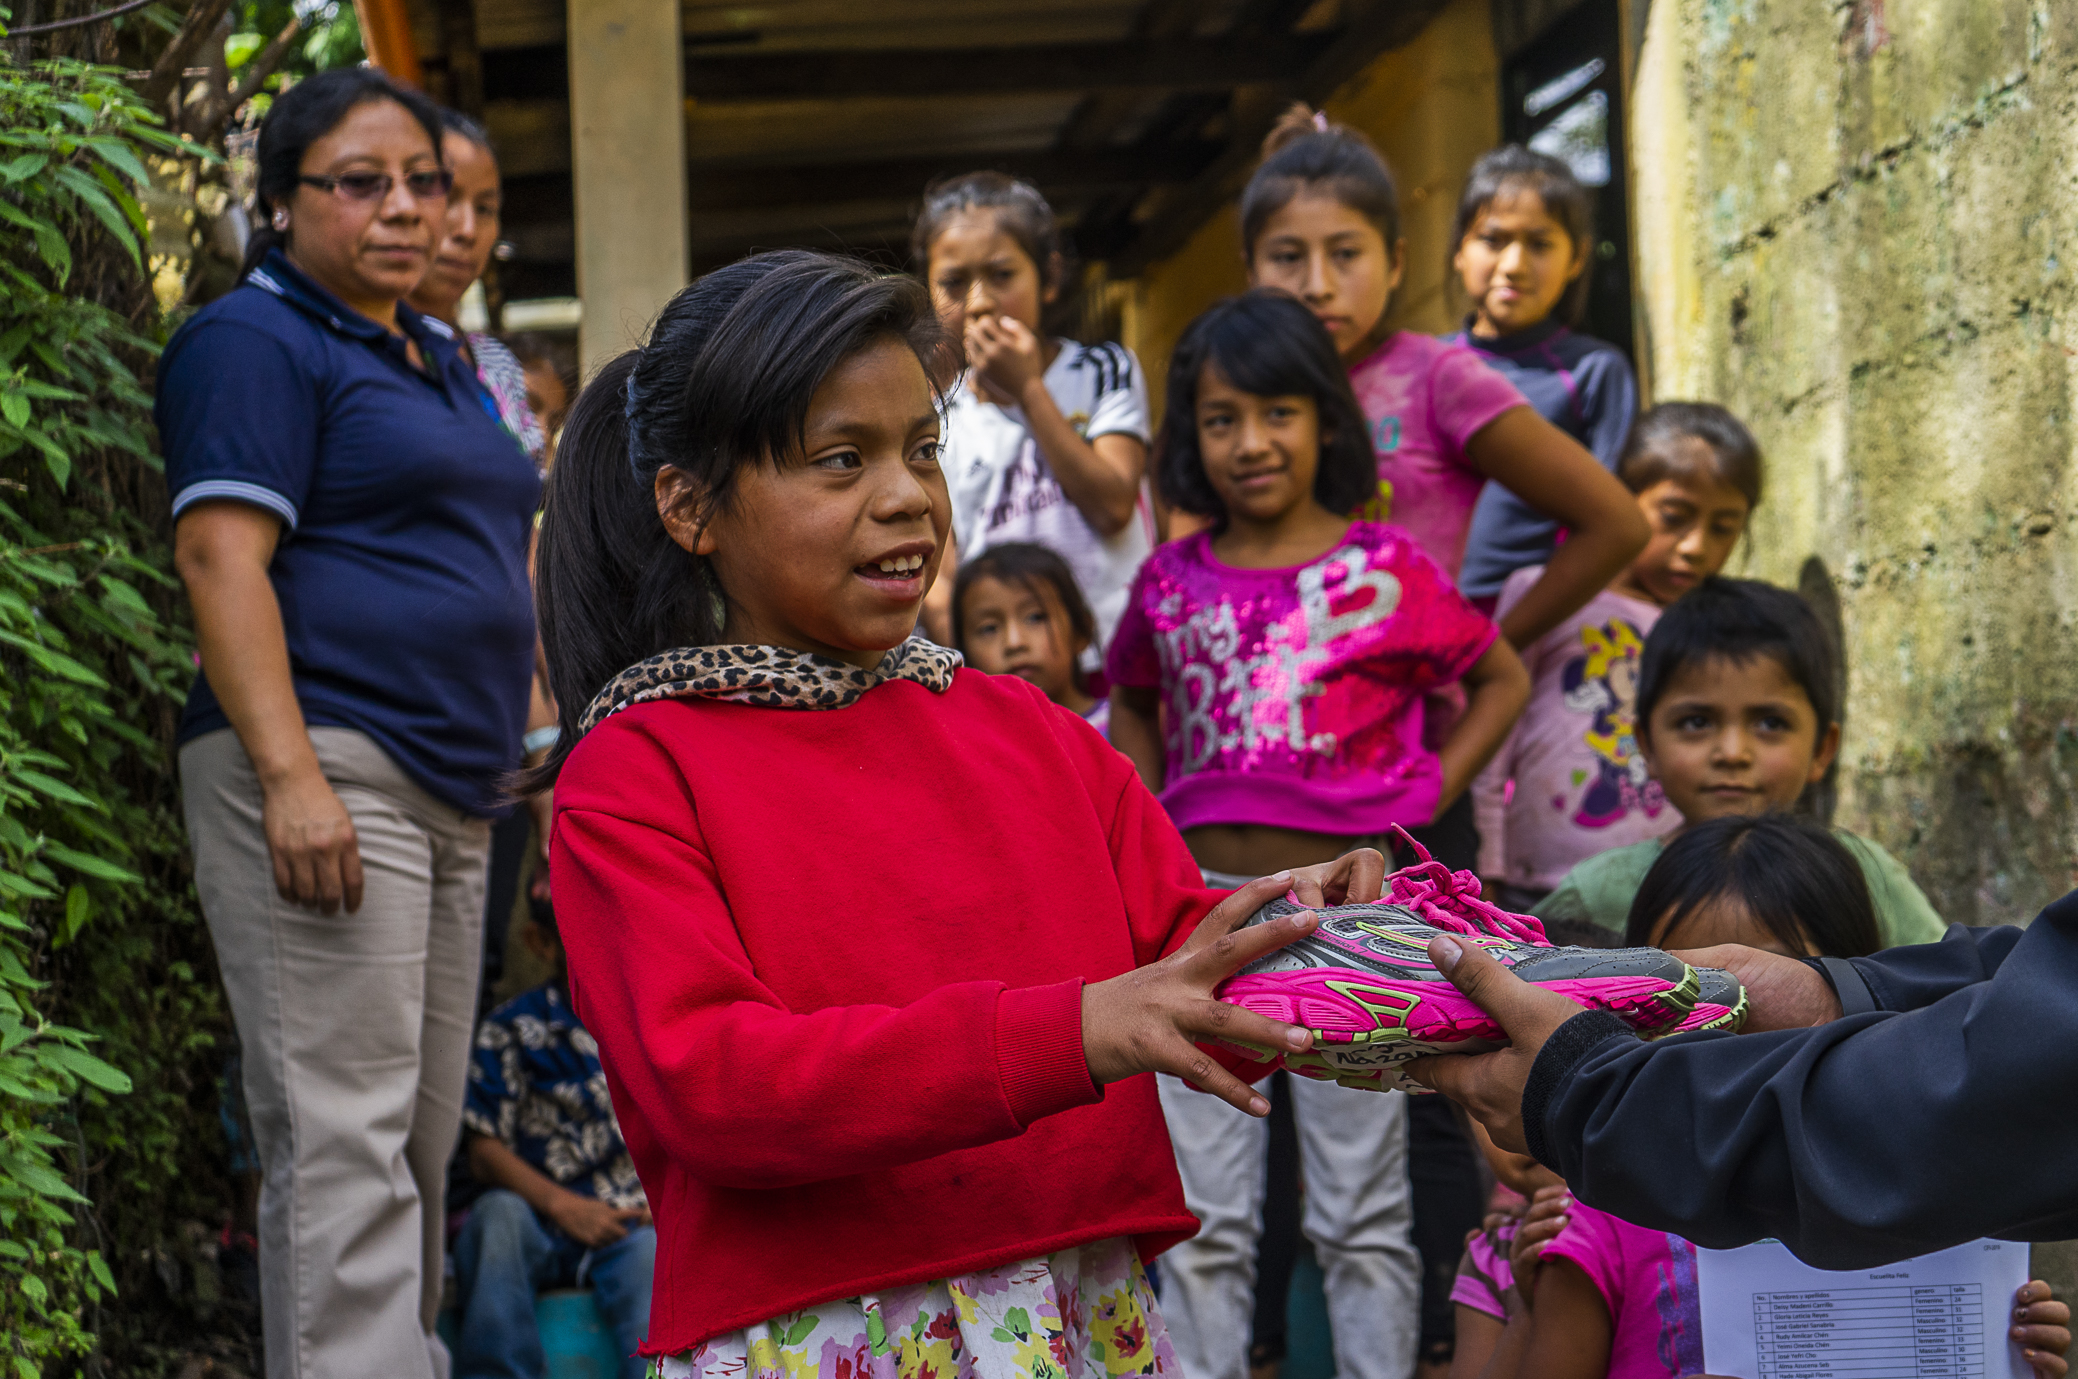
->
[1634,577,1839,745]
[1618,401,1765,511]
[911,171,1062,291]
[523,250,948,790]
[1624,811,1882,958]
[1155,290,1376,526]
[242,67,446,279]
[950,542,1098,693]
[1239,103,1401,262]
[1450,144,1596,325]
[437,106,493,155]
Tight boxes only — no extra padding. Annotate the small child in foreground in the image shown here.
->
[1450,815,2069,1379]
[1475,404,1762,912]
[1532,576,1948,948]
[952,541,1108,734]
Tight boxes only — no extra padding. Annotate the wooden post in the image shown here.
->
[568,0,688,373]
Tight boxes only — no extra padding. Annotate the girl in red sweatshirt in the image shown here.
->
[524,250,1379,1376]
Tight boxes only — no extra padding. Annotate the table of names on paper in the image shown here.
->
[1751,1282,1986,1377]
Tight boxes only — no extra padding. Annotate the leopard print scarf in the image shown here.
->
[578,636,963,733]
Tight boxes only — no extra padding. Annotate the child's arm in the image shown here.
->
[465,1134,647,1247]
[2015,1280,2071,1377]
[1109,686,1164,796]
[967,316,1145,535]
[1463,408,1647,649]
[1450,1303,1507,1379]
[1437,637,1530,816]
[1512,1260,1616,1379]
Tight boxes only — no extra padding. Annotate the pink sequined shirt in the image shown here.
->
[1106,521,1497,836]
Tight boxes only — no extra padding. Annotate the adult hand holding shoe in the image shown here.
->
[1667,943,1841,1030]
[1401,934,1584,1153]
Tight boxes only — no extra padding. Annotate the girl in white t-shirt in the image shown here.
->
[915,172,1156,652]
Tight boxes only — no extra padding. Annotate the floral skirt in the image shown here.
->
[652,1238,1177,1379]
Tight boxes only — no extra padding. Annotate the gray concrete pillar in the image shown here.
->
[567,0,688,373]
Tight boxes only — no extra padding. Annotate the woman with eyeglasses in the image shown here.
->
[156,68,541,1379]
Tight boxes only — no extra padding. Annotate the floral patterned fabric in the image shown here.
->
[462,980,644,1210]
[470,331,548,471]
[652,1238,1176,1379]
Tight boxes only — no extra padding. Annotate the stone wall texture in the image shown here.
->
[1632,0,2078,928]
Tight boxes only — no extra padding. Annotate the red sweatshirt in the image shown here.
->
[551,668,1228,1352]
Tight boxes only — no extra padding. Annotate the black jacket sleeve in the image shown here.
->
[1525,892,2078,1269]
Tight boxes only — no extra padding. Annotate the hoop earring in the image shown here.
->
[271,207,289,231]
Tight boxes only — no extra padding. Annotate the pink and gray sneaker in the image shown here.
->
[1214,838,1709,1093]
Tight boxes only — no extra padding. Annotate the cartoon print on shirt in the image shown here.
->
[1158,544,1404,774]
[1559,618,1666,828]
[1356,414,1401,525]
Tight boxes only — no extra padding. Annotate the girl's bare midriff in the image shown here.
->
[1184,822,1373,880]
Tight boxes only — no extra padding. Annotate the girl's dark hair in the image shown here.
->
[1634,577,1839,745]
[437,106,494,154]
[242,67,446,279]
[1624,811,1882,958]
[1618,401,1765,510]
[911,171,1062,291]
[1240,103,1401,261]
[523,250,948,790]
[950,542,1098,693]
[1450,144,1596,326]
[1155,291,1377,526]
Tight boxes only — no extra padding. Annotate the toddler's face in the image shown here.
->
[960,575,1085,708]
[1249,194,1401,361]
[1452,188,1585,337]
[1640,654,1840,825]
[1194,363,1323,527]
[663,338,949,668]
[1624,464,1752,605]
[926,210,1050,345]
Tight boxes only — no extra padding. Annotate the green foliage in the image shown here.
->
[0,55,218,1378]
[228,0,365,120]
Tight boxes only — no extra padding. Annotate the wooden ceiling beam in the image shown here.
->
[685,32,1336,101]
[1107,0,1454,275]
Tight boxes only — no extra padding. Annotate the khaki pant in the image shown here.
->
[181,727,490,1379]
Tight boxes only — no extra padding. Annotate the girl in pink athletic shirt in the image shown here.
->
[1107,291,1528,1379]
[1473,403,1763,912]
[1241,106,1645,654]
[1449,821,2072,1379]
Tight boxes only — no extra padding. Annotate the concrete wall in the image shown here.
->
[1123,0,1501,417]
[1631,0,2078,928]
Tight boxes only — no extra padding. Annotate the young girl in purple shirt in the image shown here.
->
[1107,291,1527,1379]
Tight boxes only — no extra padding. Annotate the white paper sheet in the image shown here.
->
[1697,1237,2029,1379]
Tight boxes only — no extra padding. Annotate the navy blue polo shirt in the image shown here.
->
[1450,319,1638,600]
[157,249,541,816]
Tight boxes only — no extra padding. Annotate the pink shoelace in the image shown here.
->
[1379,826,1549,946]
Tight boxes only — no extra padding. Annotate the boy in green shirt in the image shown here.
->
[1533,577,1947,948]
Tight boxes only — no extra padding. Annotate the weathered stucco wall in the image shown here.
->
[1632,0,2078,927]
[1124,0,1500,417]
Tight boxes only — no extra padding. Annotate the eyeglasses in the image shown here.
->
[297,170,455,203]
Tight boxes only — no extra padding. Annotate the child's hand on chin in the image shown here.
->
[1080,872,1322,1117]
[2015,1279,2071,1377]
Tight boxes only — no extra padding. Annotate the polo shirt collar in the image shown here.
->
[247,248,461,370]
